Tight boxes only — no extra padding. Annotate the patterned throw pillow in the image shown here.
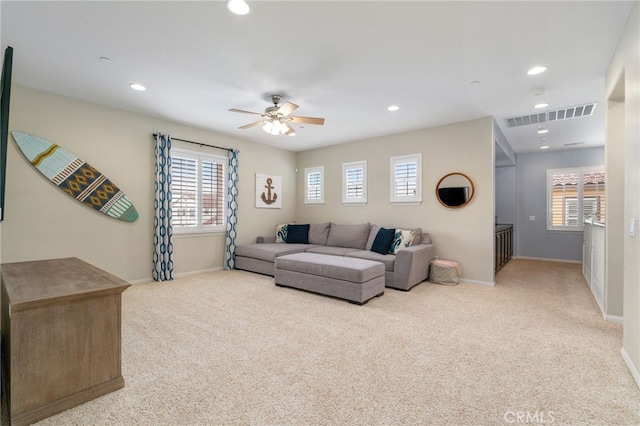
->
[275,224,288,243]
[390,229,415,254]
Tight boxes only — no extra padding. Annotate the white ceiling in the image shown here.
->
[0,1,632,154]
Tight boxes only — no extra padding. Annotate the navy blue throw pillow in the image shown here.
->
[371,227,395,254]
[286,224,310,244]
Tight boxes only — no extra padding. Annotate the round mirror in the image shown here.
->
[436,172,475,208]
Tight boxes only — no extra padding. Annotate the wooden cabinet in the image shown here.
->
[1,257,130,426]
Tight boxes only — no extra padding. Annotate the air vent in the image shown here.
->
[505,102,597,128]
[505,113,547,128]
[548,103,597,122]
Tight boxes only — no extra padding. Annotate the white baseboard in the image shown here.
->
[460,278,495,287]
[514,256,581,264]
[128,267,223,285]
[604,313,623,323]
[621,347,640,390]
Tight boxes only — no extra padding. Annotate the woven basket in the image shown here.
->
[429,259,461,285]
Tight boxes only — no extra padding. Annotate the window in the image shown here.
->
[171,148,226,233]
[547,166,605,231]
[390,154,422,204]
[305,166,324,205]
[342,160,367,204]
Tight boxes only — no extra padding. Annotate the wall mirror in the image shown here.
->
[436,172,475,208]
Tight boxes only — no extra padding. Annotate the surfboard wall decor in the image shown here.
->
[12,131,139,222]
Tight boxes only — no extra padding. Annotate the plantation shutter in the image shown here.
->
[394,161,417,198]
[305,167,324,204]
[547,167,605,231]
[346,167,364,199]
[202,160,224,226]
[171,149,227,232]
[171,155,198,227]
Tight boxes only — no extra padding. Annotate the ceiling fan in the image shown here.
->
[229,95,325,136]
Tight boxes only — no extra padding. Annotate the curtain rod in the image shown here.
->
[153,133,233,152]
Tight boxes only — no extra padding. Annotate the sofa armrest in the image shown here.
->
[394,243,436,290]
[257,235,276,243]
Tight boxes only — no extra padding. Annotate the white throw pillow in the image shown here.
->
[390,229,415,254]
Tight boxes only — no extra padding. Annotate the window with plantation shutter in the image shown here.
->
[547,166,605,231]
[305,166,324,205]
[390,154,422,204]
[342,160,367,204]
[171,148,226,233]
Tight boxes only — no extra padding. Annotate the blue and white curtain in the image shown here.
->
[153,133,174,281]
[224,149,239,270]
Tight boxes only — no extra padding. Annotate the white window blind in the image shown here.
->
[390,154,422,204]
[171,148,226,233]
[342,160,367,204]
[547,167,605,231]
[305,166,324,205]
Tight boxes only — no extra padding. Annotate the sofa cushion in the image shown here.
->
[276,253,384,283]
[308,222,331,245]
[235,243,310,262]
[371,227,395,254]
[346,251,396,272]
[275,224,288,243]
[287,224,310,244]
[306,246,361,256]
[390,229,415,254]
[326,222,371,249]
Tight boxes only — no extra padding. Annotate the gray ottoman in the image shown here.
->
[274,252,385,305]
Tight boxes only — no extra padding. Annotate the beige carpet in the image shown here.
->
[20,259,640,425]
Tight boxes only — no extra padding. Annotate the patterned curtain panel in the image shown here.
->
[224,149,239,270]
[153,133,174,281]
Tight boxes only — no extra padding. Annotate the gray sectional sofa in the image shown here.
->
[234,222,436,291]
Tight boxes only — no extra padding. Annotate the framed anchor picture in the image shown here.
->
[255,173,282,209]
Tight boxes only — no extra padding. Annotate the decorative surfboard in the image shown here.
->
[12,131,139,222]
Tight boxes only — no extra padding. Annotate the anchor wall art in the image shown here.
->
[255,173,282,209]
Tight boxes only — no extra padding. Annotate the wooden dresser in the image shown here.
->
[1,257,130,426]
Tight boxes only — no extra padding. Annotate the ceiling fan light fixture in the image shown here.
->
[227,0,250,15]
[263,120,287,136]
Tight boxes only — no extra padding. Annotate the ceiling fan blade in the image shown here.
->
[238,120,266,130]
[229,108,263,116]
[277,101,299,117]
[290,116,325,125]
[283,122,296,136]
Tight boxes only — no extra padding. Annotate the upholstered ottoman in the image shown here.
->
[274,252,385,305]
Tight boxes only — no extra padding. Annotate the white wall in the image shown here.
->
[3,86,297,281]
[296,117,495,285]
[606,1,640,388]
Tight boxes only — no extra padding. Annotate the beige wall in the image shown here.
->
[605,2,640,386]
[296,117,495,285]
[2,86,297,281]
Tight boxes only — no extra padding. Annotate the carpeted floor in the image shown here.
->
[8,259,640,425]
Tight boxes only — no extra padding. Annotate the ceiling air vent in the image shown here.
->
[548,103,597,122]
[505,112,547,128]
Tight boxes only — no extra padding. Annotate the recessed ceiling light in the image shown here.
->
[537,128,549,134]
[227,0,250,15]
[540,136,548,141]
[527,66,547,75]
[534,103,549,109]
[129,83,146,91]
[540,145,550,150]
[387,105,399,111]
